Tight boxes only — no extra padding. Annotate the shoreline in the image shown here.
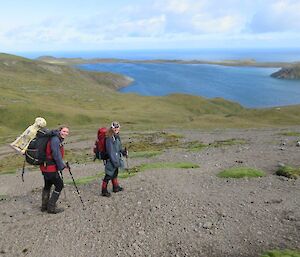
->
[37,56,300,68]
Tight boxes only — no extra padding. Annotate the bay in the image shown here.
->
[78,62,300,108]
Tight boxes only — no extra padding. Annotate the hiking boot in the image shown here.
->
[112,178,123,193]
[113,185,123,193]
[101,190,111,197]
[41,188,50,212]
[47,191,64,214]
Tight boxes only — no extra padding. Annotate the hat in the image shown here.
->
[111,121,120,129]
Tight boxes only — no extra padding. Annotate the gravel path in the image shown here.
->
[0,127,300,257]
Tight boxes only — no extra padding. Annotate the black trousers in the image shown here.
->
[43,172,64,192]
[103,168,119,183]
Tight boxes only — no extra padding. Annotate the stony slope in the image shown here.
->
[0,128,299,257]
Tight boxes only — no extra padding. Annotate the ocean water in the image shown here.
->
[78,62,300,108]
[15,48,300,108]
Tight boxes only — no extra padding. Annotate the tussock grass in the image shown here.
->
[260,249,300,257]
[276,165,300,179]
[217,167,265,178]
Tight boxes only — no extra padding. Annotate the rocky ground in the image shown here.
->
[0,127,300,257]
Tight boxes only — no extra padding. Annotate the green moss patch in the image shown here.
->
[260,249,300,257]
[276,165,300,179]
[217,167,265,178]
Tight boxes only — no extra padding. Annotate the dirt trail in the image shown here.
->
[0,128,300,257]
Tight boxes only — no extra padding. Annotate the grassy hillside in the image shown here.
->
[1,53,300,144]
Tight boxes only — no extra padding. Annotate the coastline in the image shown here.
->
[37,56,300,68]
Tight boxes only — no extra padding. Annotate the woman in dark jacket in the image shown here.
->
[101,121,127,197]
[40,126,69,214]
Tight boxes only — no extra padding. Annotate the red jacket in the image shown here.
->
[40,139,64,173]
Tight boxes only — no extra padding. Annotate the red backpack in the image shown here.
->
[93,127,109,160]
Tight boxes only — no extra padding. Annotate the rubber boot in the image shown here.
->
[47,191,64,214]
[41,188,50,212]
[101,180,111,197]
[112,178,123,193]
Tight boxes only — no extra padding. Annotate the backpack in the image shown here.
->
[25,128,56,165]
[93,127,109,160]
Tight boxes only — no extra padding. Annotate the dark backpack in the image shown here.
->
[25,128,56,165]
[93,127,109,160]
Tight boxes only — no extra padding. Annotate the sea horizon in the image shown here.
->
[12,47,300,62]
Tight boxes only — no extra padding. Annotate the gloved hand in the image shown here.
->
[122,148,128,157]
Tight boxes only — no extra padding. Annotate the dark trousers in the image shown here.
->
[103,168,119,183]
[43,172,64,193]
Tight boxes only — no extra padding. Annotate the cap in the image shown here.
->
[111,121,120,129]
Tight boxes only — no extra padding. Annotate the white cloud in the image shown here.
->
[249,0,300,33]
[1,0,300,51]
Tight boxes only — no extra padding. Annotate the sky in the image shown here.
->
[1,0,300,53]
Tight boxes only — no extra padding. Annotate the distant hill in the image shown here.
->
[271,64,300,80]
[1,53,300,144]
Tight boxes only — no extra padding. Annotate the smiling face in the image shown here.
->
[59,127,69,139]
[112,127,120,135]
[111,121,120,134]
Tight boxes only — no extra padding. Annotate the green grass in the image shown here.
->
[186,141,207,151]
[279,131,300,137]
[217,167,265,178]
[65,173,103,186]
[129,151,162,158]
[0,154,28,175]
[140,162,199,171]
[138,162,199,172]
[118,161,199,178]
[209,138,247,147]
[186,138,247,152]
[0,194,9,201]
[260,249,300,257]
[2,53,300,148]
[276,165,300,179]
[64,149,94,165]
[64,162,199,184]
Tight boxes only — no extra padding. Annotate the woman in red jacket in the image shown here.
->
[40,126,69,214]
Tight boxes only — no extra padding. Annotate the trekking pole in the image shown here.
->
[66,162,85,210]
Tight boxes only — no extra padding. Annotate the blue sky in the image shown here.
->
[1,0,300,52]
